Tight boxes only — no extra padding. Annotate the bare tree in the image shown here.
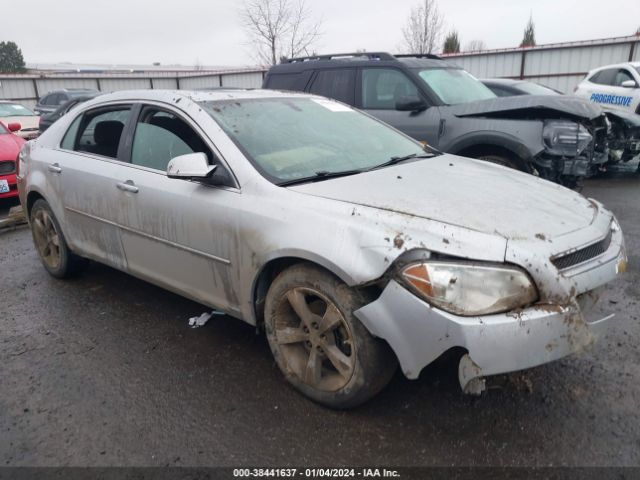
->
[401,0,444,54]
[240,0,322,65]
[464,39,487,52]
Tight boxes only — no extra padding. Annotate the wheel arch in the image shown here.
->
[250,252,360,328]
[25,189,47,218]
[447,132,534,172]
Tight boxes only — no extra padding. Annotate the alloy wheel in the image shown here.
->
[272,287,356,392]
[32,209,62,270]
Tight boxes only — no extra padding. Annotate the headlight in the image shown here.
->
[400,261,538,316]
[543,120,592,156]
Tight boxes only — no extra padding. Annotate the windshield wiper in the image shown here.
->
[278,168,364,187]
[365,152,434,172]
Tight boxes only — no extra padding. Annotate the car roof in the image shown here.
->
[589,61,640,73]
[267,52,456,74]
[79,88,316,106]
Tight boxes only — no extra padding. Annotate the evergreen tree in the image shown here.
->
[520,16,536,47]
[443,30,460,54]
[0,41,26,73]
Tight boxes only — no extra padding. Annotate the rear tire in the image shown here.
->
[264,263,397,409]
[30,199,88,278]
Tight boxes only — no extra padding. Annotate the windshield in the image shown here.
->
[0,103,35,117]
[418,68,496,105]
[0,122,7,134]
[201,97,426,184]
[517,82,560,96]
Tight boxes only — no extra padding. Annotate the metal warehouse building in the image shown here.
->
[0,68,266,109]
[1,34,639,106]
[442,34,640,94]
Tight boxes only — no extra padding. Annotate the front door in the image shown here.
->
[358,67,441,146]
[114,105,240,314]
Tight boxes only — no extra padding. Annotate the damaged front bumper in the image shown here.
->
[354,229,627,395]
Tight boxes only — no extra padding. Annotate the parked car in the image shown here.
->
[574,62,640,114]
[0,121,25,199]
[481,78,562,97]
[18,89,627,407]
[263,52,611,188]
[482,78,640,171]
[39,93,100,133]
[33,88,100,116]
[0,101,40,140]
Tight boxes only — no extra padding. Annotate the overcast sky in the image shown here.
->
[4,0,640,67]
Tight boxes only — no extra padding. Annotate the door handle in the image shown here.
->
[116,180,139,194]
[48,163,62,174]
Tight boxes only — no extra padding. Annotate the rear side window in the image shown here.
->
[130,107,212,171]
[361,68,420,109]
[308,69,355,104]
[60,115,81,150]
[266,73,301,91]
[72,106,132,159]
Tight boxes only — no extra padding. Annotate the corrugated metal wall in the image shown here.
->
[0,70,265,109]
[444,36,640,93]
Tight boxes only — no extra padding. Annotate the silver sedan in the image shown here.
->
[17,89,627,408]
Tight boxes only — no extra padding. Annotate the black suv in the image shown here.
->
[264,52,609,187]
[34,88,99,116]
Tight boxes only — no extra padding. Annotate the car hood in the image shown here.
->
[289,155,597,241]
[0,132,25,160]
[447,95,603,121]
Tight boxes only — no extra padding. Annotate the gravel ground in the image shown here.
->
[0,172,639,468]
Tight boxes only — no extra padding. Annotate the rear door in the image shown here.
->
[114,103,241,313]
[356,67,441,146]
[56,103,135,269]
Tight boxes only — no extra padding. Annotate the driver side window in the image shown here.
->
[613,69,635,87]
[361,68,420,110]
[130,108,212,172]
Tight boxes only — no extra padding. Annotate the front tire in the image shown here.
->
[476,154,520,170]
[30,199,87,278]
[264,264,397,408]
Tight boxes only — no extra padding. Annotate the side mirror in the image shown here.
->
[7,122,21,132]
[621,79,637,89]
[395,95,428,112]
[167,152,216,179]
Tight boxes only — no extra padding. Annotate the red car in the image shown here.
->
[0,121,25,199]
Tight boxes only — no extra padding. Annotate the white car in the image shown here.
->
[574,62,640,113]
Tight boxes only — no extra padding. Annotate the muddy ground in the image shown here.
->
[1,172,639,467]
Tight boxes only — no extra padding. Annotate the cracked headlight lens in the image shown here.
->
[400,261,538,316]
[543,120,592,156]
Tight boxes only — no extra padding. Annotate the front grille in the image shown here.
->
[551,230,612,270]
[0,160,15,174]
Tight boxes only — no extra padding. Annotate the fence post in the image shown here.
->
[519,49,526,80]
[32,78,39,101]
